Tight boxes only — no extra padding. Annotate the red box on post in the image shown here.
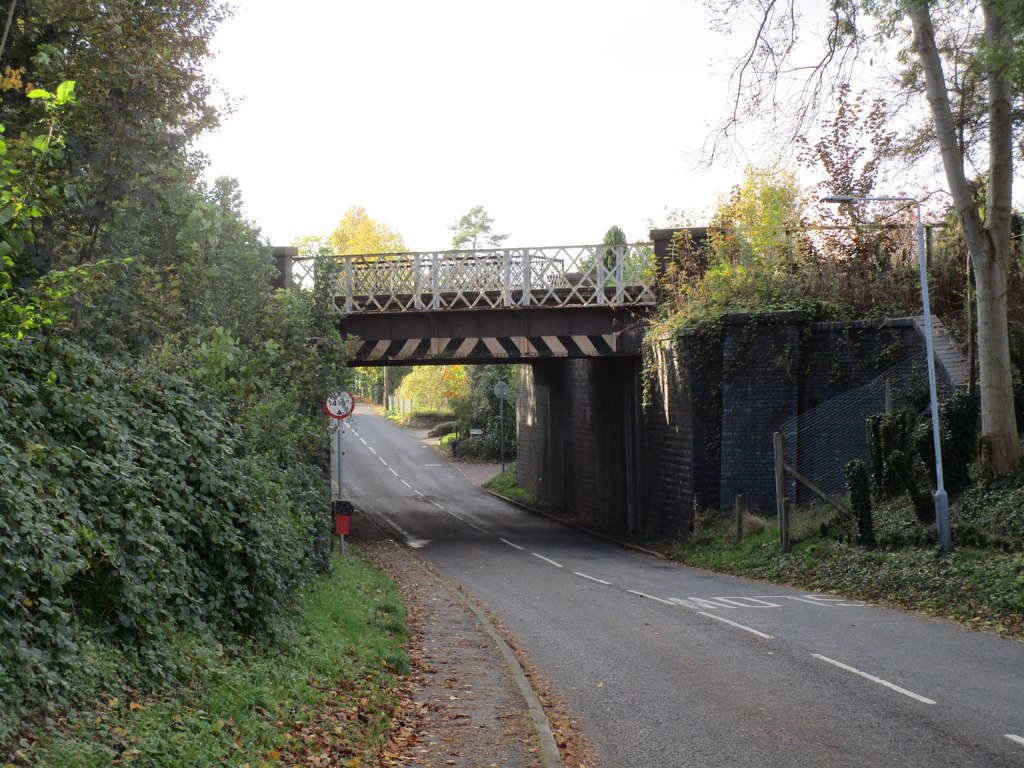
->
[333,500,353,536]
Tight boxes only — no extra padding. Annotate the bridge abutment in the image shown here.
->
[517,357,644,529]
[515,311,966,541]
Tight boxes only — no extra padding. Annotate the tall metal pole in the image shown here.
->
[499,393,506,474]
[821,195,950,551]
[336,423,345,500]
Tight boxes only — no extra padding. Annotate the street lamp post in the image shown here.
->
[821,195,951,551]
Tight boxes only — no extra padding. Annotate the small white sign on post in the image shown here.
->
[324,392,355,554]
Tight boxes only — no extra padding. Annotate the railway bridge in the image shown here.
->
[272,239,670,532]
[276,242,659,365]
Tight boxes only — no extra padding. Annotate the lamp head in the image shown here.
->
[820,195,859,204]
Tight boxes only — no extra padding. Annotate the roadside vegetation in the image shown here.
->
[0,1,374,758]
[7,553,409,767]
[483,465,544,507]
[640,83,1023,638]
[382,363,519,463]
[669,471,1024,638]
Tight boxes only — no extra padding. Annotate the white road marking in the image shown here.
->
[378,456,387,465]
[574,572,612,585]
[627,589,676,606]
[759,595,866,607]
[532,553,564,568]
[667,595,863,611]
[430,500,445,510]
[810,654,936,704]
[401,479,412,488]
[425,463,444,467]
[1005,734,1024,748]
[697,612,774,639]
[389,467,399,477]
[500,538,524,550]
[383,516,431,549]
[670,597,739,611]
[368,446,377,454]
[705,596,781,608]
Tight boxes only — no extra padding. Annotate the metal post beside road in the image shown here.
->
[324,391,356,554]
[821,195,951,551]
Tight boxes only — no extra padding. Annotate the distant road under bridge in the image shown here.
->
[276,243,659,365]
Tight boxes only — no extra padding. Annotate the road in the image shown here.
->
[341,402,1024,767]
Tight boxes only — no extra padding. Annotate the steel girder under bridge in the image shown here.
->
[280,244,657,365]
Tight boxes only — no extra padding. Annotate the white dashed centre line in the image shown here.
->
[1005,734,1024,748]
[532,553,563,568]
[697,612,774,639]
[500,538,524,550]
[627,589,676,606]
[388,467,398,477]
[810,653,936,704]
[573,572,612,585]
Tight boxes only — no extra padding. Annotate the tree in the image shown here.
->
[710,165,807,267]
[395,365,468,410]
[705,0,1021,471]
[329,205,406,255]
[451,364,518,460]
[290,234,332,258]
[450,206,508,251]
[0,0,227,274]
[602,225,627,273]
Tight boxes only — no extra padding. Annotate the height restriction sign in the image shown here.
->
[324,391,355,420]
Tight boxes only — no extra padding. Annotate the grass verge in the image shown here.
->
[670,482,1024,638]
[483,464,544,507]
[8,551,408,768]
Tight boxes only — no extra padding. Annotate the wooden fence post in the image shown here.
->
[774,432,790,553]
[735,495,744,544]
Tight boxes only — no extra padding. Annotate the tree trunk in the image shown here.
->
[908,1,1021,472]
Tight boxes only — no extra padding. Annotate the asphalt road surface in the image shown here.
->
[342,403,1024,767]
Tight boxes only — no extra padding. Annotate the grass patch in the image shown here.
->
[667,476,1024,638]
[482,464,543,506]
[9,551,409,767]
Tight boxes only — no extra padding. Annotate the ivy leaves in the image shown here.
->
[0,337,331,713]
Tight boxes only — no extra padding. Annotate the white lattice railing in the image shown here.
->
[291,244,656,312]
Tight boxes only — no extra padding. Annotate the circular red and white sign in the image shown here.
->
[324,391,355,419]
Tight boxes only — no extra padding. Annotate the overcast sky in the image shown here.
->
[196,0,816,250]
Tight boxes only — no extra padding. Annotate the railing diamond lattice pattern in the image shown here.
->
[291,244,656,312]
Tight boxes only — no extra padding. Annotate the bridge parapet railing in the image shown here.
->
[291,243,656,312]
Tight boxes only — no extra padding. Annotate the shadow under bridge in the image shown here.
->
[281,243,658,365]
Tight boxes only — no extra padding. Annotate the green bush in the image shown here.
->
[428,420,457,438]
[845,459,875,546]
[866,411,933,523]
[0,337,330,717]
[915,389,979,496]
[452,365,517,462]
[405,410,455,429]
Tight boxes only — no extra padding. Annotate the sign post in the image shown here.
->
[324,392,355,553]
[493,381,510,474]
